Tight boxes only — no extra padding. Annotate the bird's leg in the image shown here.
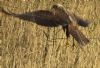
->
[66,25,70,46]
[72,37,75,49]
[62,25,70,46]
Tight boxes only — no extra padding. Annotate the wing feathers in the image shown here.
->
[66,10,89,27]
[1,8,65,27]
[74,15,90,27]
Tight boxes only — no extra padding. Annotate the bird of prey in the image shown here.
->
[0,4,89,45]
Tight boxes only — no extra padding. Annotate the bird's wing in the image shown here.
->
[31,10,63,27]
[66,10,89,27]
[73,14,90,27]
[1,8,65,27]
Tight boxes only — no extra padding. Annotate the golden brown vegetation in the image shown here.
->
[0,0,100,68]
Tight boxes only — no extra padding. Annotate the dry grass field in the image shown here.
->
[0,0,100,68]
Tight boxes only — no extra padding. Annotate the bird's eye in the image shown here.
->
[52,5,58,9]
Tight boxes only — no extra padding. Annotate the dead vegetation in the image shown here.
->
[0,0,100,68]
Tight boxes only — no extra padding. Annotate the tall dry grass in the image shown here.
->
[0,0,100,68]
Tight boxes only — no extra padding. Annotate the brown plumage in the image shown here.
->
[0,4,89,45]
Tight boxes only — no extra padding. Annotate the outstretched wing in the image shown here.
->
[74,14,89,27]
[66,10,89,27]
[31,10,63,27]
[1,8,66,27]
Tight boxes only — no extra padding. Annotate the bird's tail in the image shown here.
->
[63,25,89,45]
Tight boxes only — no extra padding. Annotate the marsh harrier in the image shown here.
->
[1,4,90,45]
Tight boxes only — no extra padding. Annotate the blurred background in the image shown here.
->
[0,0,100,68]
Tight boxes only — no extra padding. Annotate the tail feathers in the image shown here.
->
[68,25,89,45]
[77,29,89,44]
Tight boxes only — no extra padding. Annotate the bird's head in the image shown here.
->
[51,4,66,12]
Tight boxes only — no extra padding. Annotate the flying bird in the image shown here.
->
[0,4,89,45]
